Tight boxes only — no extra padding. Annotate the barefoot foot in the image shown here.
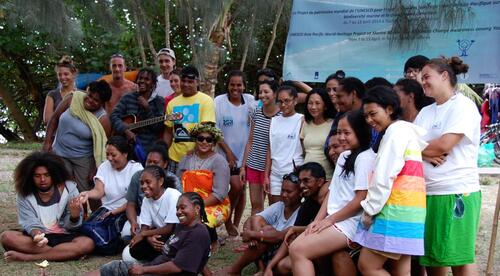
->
[4,251,31,262]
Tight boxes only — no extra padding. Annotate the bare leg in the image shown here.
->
[388,255,411,276]
[84,270,100,276]
[4,236,94,262]
[226,175,244,236]
[289,227,349,276]
[357,248,390,276]
[233,183,246,228]
[249,183,264,215]
[1,231,49,254]
[425,266,449,276]
[224,242,269,275]
[451,264,479,276]
[332,250,357,276]
[276,256,293,275]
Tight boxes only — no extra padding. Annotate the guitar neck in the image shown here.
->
[128,115,168,130]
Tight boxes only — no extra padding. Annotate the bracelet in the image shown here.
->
[260,230,264,242]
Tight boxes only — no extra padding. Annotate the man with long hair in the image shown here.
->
[0,152,94,261]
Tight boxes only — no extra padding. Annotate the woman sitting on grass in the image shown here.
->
[223,172,302,275]
[86,192,211,276]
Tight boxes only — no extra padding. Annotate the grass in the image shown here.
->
[0,144,498,275]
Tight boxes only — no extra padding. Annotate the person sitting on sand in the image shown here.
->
[0,152,94,262]
[222,172,302,275]
[85,192,211,276]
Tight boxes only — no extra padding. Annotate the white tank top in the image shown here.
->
[269,113,304,174]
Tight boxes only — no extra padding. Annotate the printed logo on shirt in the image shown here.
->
[222,116,233,127]
[287,133,296,139]
[173,104,200,124]
[431,121,442,129]
[162,234,179,255]
[174,124,192,142]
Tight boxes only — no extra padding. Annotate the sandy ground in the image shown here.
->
[0,148,498,275]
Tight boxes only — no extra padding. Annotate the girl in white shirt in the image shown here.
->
[265,86,304,204]
[289,110,374,276]
[415,56,481,276]
[126,165,181,262]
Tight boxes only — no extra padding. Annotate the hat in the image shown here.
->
[181,65,200,80]
[190,122,223,142]
[156,48,176,60]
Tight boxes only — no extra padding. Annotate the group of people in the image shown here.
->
[0,49,483,276]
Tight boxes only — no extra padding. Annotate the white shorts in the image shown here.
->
[270,171,284,196]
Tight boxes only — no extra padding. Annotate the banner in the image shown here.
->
[283,0,500,83]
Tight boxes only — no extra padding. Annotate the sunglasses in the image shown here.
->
[283,173,299,184]
[196,136,214,143]
[111,53,124,59]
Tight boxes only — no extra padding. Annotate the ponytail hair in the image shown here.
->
[425,56,469,87]
[181,192,208,223]
[142,165,175,189]
[55,55,77,74]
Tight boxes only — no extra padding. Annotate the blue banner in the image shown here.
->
[283,0,500,83]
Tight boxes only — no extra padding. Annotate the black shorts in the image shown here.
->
[230,166,241,176]
[23,231,79,247]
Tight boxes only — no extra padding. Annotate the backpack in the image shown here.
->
[80,207,126,255]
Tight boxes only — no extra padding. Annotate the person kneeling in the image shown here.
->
[223,172,302,275]
[1,152,94,262]
[86,192,211,276]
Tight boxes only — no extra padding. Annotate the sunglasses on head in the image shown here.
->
[196,135,214,143]
[111,53,124,59]
[282,173,299,184]
[181,73,198,80]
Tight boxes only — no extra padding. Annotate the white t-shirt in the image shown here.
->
[269,113,304,174]
[214,93,255,167]
[139,188,181,228]
[155,75,174,98]
[414,93,481,195]
[327,149,375,240]
[257,201,300,231]
[94,160,143,210]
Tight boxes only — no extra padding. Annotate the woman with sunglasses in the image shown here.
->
[177,123,230,250]
[414,57,481,276]
[353,86,426,276]
[289,110,374,276]
[265,85,304,205]
[223,172,302,276]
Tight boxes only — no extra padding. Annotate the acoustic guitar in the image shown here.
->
[121,112,183,131]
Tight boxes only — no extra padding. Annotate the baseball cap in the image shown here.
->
[156,48,176,60]
[181,65,199,80]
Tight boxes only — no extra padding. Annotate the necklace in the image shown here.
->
[192,153,211,170]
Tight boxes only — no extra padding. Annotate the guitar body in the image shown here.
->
[121,114,138,126]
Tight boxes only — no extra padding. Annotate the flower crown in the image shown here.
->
[190,122,224,142]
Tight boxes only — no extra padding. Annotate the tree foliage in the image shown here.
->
[0,0,292,142]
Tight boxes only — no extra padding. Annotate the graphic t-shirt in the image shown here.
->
[165,92,215,162]
[214,93,255,167]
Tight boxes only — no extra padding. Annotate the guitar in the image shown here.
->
[122,112,183,131]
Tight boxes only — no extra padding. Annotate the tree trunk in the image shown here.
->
[262,0,285,69]
[0,84,37,141]
[185,0,198,66]
[132,8,147,65]
[134,0,157,57]
[200,1,235,97]
[0,123,21,141]
[164,0,170,48]
[240,5,257,71]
